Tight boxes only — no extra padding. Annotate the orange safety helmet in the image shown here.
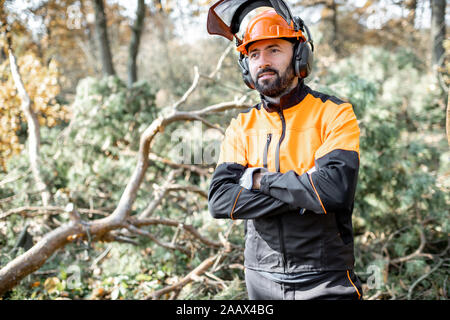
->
[236,9,306,56]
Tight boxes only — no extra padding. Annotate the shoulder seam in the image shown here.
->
[308,89,347,106]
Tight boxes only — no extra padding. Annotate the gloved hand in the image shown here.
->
[239,167,268,190]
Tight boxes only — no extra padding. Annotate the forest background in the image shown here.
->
[0,0,448,300]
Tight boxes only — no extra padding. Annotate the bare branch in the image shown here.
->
[138,169,182,219]
[125,223,190,255]
[390,226,432,264]
[0,168,31,187]
[166,184,208,198]
[90,245,112,270]
[172,66,200,111]
[407,259,444,300]
[146,221,235,299]
[131,217,223,249]
[149,253,222,299]
[209,43,233,78]
[148,153,212,176]
[188,114,225,135]
[0,206,109,220]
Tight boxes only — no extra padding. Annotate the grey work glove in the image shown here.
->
[240,167,307,215]
[239,167,268,190]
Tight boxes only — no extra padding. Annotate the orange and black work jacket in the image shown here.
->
[208,81,360,273]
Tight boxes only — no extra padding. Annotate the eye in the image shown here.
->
[249,52,258,60]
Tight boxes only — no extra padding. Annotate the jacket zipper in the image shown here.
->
[275,109,286,172]
[263,133,272,169]
[276,109,287,271]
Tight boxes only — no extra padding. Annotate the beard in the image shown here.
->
[254,63,296,98]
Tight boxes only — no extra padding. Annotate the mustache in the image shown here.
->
[257,68,279,78]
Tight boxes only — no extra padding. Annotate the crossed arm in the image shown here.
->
[208,104,360,220]
[208,147,359,220]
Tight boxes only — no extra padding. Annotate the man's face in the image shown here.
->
[248,38,297,98]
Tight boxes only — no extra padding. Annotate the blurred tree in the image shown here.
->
[431,0,446,74]
[127,0,146,87]
[405,0,418,29]
[295,0,341,56]
[93,0,115,76]
[320,0,340,56]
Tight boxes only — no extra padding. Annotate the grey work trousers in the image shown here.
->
[245,268,363,300]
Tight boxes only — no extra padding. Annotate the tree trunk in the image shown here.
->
[404,0,418,45]
[446,90,449,146]
[431,0,446,71]
[93,0,115,76]
[127,0,146,87]
[329,0,339,56]
[320,0,340,56]
[8,48,51,207]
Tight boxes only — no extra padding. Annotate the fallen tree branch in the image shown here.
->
[148,153,212,176]
[390,226,432,264]
[0,220,84,296]
[407,259,444,300]
[130,217,224,249]
[90,245,112,270]
[149,253,222,300]
[124,223,190,255]
[0,168,31,188]
[138,169,182,219]
[0,206,110,220]
[166,184,208,199]
[148,221,235,299]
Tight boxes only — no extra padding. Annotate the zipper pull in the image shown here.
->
[263,133,272,169]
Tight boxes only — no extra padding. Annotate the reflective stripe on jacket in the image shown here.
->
[208,81,360,272]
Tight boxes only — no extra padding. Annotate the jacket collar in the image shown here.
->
[260,80,309,113]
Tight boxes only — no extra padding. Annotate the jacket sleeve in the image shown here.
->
[208,118,295,220]
[259,103,360,214]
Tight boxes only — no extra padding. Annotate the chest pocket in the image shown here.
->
[278,127,322,174]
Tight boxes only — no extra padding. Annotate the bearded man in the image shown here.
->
[208,8,363,300]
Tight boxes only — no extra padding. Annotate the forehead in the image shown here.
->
[248,38,292,53]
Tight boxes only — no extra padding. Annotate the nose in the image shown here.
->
[256,51,271,69]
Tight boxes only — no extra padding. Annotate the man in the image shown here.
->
[208,8,362,300]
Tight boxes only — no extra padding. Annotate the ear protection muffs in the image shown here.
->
[293,16,314,79]
[238,53,255,89]
[238,17,314,90]
[293,39,314,79]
